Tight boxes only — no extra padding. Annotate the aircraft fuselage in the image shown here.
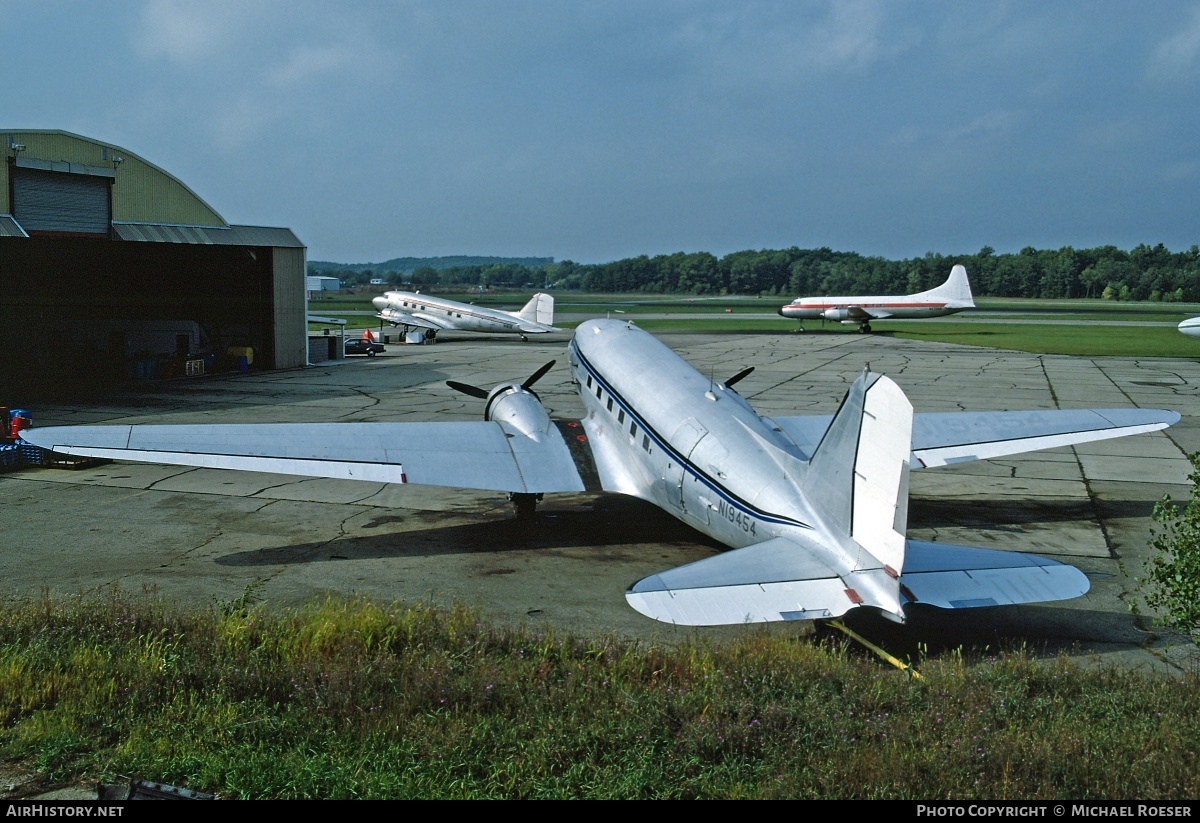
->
[568,319,843,557]
[778,299,962,321]
[374,292,526,334]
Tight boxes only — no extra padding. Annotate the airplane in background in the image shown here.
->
[779,264,975,332]
[1179,317,1200,338]
[371,290,561,341]
[23,319,1178,627]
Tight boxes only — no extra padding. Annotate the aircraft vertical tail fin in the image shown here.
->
[920,264,974,306]
[517,293,555,325]
[802,369,913,576]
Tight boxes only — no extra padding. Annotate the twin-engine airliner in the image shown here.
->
[372,290,561,341]
[23,319,1178,627]
[779,264,975,332]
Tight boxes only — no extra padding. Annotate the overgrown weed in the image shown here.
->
[1,590,1197,799]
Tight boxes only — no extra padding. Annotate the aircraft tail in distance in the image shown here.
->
[516,293,555,326]
[917,264,974,307]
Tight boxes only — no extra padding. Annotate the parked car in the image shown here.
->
[344,337,386,356]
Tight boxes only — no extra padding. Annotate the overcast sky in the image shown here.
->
[5,1,1199,264]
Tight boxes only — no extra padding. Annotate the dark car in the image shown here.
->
[344,337,386,356]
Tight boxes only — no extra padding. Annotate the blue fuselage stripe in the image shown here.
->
[570,339,809,530]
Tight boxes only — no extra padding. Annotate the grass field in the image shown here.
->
[2,591,1197,800]
[312,291,1200,358]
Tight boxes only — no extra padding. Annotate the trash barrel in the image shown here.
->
[9,409,30,439]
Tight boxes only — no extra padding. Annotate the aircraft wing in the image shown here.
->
[846,306,892,321]
[20,421,590,494]
[769,408,1179,467]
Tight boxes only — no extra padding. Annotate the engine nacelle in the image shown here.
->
[484,383,553,441]
[377,308,404,325]
[821,307,850,322]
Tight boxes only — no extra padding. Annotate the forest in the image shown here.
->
[310,243,1200,301]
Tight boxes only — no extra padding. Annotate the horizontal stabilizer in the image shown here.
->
[625,537,895,625]
[900,539,1090,608]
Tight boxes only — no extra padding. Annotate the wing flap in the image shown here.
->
[901,539,1090,608]
[22,421,588,494]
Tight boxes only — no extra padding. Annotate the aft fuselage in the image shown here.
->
[372,292,543,335]
[567,319,824,551]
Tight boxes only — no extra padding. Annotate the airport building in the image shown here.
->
[0,129,307,399]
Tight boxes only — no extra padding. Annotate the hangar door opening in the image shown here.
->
[11,166,113,238]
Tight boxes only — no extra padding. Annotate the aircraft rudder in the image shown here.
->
[517,293,554,325]
[802,369,913,575]
[926,264,974,304]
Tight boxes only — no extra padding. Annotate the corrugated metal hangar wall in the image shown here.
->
[0,130,306,399]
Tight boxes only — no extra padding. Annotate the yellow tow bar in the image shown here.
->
[828,619,922,680]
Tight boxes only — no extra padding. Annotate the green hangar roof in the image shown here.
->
[1,128,301,246]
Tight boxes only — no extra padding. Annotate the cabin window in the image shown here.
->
[642,435,651,453]
[630,421,637,437]
[606,397,613,412]
[617,409,625,424]
[596,386,602,399]
[586,375,593,388]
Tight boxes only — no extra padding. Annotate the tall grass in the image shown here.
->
[2,589,1197,799]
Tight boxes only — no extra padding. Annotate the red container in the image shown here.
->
[10,411,30,438]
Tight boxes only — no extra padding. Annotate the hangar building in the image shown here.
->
[1,129,306,399]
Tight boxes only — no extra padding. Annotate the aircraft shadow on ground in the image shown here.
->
[908,496,1158,529]
[214,494,724,567]
[828,603,1147,666]
[212,491,1155,662]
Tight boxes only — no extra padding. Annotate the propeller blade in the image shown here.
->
[522,360,556,390]
[725,366,754,388]
[446,380,490,399]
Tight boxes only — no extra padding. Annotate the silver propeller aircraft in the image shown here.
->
[372,290,561,341]
[779,264,975,332]
[23,319,1179,627]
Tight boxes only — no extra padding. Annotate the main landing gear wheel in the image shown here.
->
[860,323,872,333]
[510,492,542,521]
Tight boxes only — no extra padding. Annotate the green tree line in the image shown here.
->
[312,243,1200,301]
